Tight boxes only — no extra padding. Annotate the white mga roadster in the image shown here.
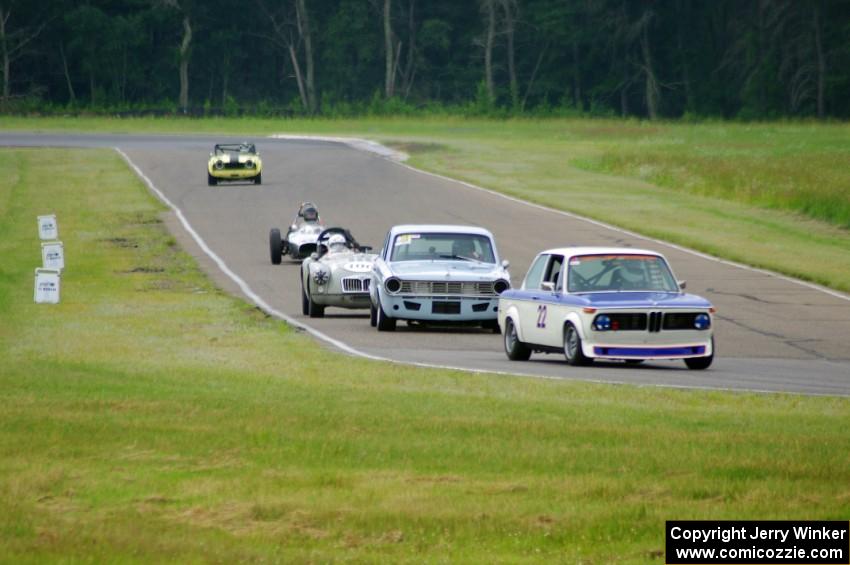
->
[301,227,376,317]
[269,202,325,263]
[369,225,511,332]
[498,247,715,369]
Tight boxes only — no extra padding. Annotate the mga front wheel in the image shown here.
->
[301,274,309,316]
[307,289,325,318]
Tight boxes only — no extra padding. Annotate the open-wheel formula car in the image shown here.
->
[269,202,324,263]
[498,247,715,369]
[300,227,376,317]
[208,142,263,185]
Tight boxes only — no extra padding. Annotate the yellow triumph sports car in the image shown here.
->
[207,142,263,185]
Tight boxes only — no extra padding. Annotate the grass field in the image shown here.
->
[2,115,849,293]
[1,148,849,562]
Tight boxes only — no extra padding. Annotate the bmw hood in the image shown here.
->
[388,260,509,281]
[577,291,712,309]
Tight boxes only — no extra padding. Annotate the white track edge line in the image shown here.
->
[115,146,844,397]
[115,147,387,362]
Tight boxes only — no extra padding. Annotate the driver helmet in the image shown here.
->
[301,206,319,222]
[328,233,347,253]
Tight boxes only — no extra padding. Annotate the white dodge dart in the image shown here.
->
[370,225,511,332]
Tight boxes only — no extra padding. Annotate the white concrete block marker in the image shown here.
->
[38,214,58,240]
[41,241,65,270]
[34,268,61,304]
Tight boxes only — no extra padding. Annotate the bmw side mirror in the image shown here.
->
[541,281,555,292]
[501,259,510,269]
[678,280,687,290]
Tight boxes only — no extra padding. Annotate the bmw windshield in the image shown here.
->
[390,233,495,263]
[567,254,679,293]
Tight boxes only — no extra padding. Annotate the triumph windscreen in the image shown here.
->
[567,254,679,293]
[390,233,495,263]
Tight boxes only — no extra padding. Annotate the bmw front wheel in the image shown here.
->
[504,318,531,361]
[563,322,592,366]
[685,338,714,370]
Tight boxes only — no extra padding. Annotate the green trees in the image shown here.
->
[2,0,850,118]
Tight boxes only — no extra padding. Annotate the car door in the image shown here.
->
[520,254,564,346]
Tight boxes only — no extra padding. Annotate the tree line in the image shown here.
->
[1,0,849,119]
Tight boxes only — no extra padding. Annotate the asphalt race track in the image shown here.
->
[3,132,850,396]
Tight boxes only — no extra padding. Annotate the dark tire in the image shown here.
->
[482,319,501,334]
[208,173,217,186]
[504,318,531,361]
[624,359,644,366]
[376,296,396,331]
[369,303,377,327]
[269,228,282,265]
[301,275,309,316]
[254,172,262,185]
[307,288,325,318]
[685,339,714,370]
[563,322,593,366]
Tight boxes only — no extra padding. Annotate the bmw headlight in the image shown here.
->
[244,159,254,169]
[312,269,329,285]
[694,313,711,330]
[215,160,224,170]
[593,314,612,331]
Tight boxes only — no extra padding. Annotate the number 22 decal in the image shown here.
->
[536,304,547,328]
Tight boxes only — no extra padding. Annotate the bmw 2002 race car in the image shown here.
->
[498,247,715,369]
[207,142,263,185]
[269,202,324,263]
[300,228,376,317]
[369,225,511,332]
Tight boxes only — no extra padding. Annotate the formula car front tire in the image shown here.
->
[269,228,282,265]
[207,173,217,186]
[254,172,262,185]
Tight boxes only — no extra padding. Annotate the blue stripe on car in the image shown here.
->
[593,346,707,357]
[500,290,712,309]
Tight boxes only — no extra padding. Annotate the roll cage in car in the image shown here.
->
[214,143,257,155]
